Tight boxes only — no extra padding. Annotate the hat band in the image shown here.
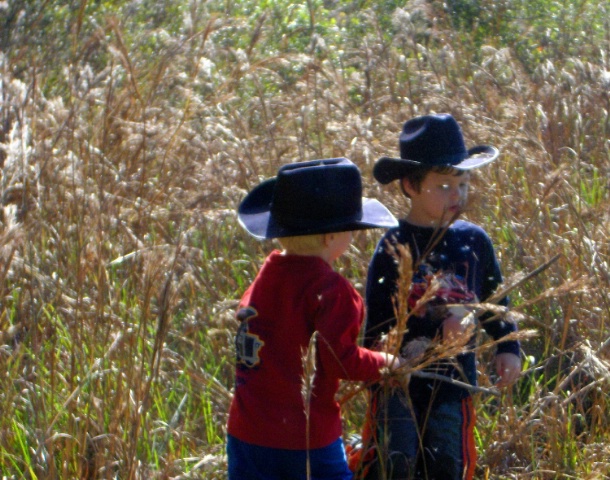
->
[273,210,363,230]
[409,150,468,166]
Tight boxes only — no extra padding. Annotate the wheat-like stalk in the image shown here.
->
[301,331,318,480]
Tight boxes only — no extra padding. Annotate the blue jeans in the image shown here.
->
[372,390,475,480]
[227,435,354,480]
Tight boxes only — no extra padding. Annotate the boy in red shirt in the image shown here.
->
[227,158,405,480]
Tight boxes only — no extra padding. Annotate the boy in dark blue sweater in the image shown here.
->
[364,114,521,479]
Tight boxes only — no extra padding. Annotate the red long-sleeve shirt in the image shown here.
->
[227,250,386,449]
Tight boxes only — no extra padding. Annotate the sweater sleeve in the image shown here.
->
[477,231,520,357]
[364,233,400,348]
[314,275,386,382]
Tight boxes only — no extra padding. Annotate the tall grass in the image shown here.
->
[1,0,610,477]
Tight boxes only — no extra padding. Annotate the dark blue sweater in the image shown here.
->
[365,219,520,405]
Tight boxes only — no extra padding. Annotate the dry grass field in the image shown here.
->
[1,0,610,478]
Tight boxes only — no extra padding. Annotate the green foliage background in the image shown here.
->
[1,0,610,478]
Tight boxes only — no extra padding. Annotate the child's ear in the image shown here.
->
[401,177,416,197]
[322,233,332,247]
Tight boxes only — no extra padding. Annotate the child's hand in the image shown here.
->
[379,353,410,386]
[441,306,474,345]
[381,352,407,372]
[494,352,522,388]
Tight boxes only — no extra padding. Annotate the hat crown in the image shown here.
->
[399,114,468,165]
[271,158,362,230]
[372,114,499,184]
[237,158,397,239]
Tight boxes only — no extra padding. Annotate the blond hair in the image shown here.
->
[277,234,325,255]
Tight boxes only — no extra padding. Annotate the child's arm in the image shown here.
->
[475,229,522,382]
[314,275,406,383]
[494,352,522,387]
[364,234,400,348]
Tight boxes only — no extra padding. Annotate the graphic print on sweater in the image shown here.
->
[407,263,477,322]
[235,306,264,368]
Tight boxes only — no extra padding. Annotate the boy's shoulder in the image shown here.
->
[262,250,357,293]
[447,220,497,250]
[378,218,491,239]
[373,219,496,259]
[449,218,491,235]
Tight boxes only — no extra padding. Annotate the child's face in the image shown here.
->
[325,230,353,262]
[402,170,470,227]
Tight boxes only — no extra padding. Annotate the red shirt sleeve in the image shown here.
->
[313,274,386,382]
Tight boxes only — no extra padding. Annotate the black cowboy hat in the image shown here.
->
[374,113,499,184]
[238,158,398,239]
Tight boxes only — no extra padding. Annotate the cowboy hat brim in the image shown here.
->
[238,177,398,239]
[374,145,499,185]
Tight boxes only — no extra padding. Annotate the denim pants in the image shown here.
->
[227,434,354,480]
[371,390,476,480]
